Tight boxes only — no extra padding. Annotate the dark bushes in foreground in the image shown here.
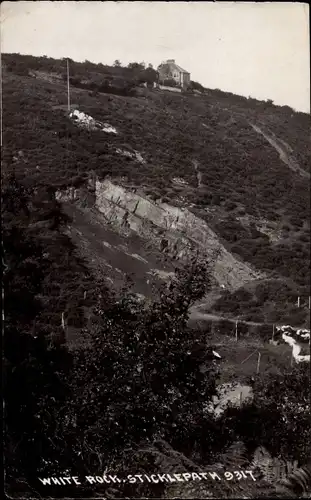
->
[3,177,310,498]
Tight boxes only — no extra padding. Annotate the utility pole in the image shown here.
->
[67,58,70,112]
[272,324,275,341]
[0,54,3,148]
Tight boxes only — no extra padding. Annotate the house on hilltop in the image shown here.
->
[157,59,191,89]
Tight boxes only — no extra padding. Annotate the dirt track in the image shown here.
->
[188,307,301,331]
[189,309,264,327]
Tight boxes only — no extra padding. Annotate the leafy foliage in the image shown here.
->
[2,53,311,498]
[189,80,206,92]
[64,258,219,468]
[212,279,309,326]
[3,176,74,491]
[3,176,220,496]
[217,364,311,465]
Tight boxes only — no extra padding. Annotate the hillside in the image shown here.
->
[2,52,310,326]
[2,53,311,499]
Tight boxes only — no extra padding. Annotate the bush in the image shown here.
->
[289,215,304,228]
[189,80,205,92]
[298,232,309,243]
[223,200,237,211]
[163,78,177,87]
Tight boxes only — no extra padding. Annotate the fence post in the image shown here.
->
[309,296,310,310]
[239,391,243,406]
[235,321,238,341]
[61,311,65,331]
[272,324,275,341]
[297,296,300,308]
[256,352,261,374]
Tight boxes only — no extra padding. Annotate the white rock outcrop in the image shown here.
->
[116,148,145,164]
[275,325,310,364]
[95,179,263,290]
[69,109,117,134]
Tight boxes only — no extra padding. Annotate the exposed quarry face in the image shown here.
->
[56,178,264,292]
[94,179,263,290]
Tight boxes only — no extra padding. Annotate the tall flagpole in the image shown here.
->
[67,58,70,112]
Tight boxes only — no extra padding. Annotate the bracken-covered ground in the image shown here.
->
[3,53,311,500]
[2,53,310,323]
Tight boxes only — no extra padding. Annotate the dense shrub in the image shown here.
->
[162,78,177,87]
[3,166,310,499]
[218,365,311,463]
[4,176,221,496]
[223,200,238,212]
[189,80,205,93]
[212,278,309,325]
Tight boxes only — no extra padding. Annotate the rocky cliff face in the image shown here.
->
[57,178,263,291]
[95,179,263,290]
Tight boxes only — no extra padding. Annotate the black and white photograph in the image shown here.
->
[1,1,310,498]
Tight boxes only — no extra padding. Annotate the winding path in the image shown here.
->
[249,122,310,179]
[188,307,300,331]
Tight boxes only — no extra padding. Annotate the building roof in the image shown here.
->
[173,63,190,74]
[158,60,190,75]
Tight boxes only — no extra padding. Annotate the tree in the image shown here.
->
[190,80,205,93]
[3,176,73,494]
[63,256,219,471]
[113,59,121,67]
[128,62,145,72]
[5,59,29,76]
[139,67,158,86]
[253,365,310,462]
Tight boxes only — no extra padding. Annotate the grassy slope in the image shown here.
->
[3,55,311,499]
[2,54,310,321]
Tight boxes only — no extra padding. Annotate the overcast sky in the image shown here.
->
[1,1,310,112]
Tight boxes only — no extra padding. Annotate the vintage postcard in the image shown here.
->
[1,1,310,498]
